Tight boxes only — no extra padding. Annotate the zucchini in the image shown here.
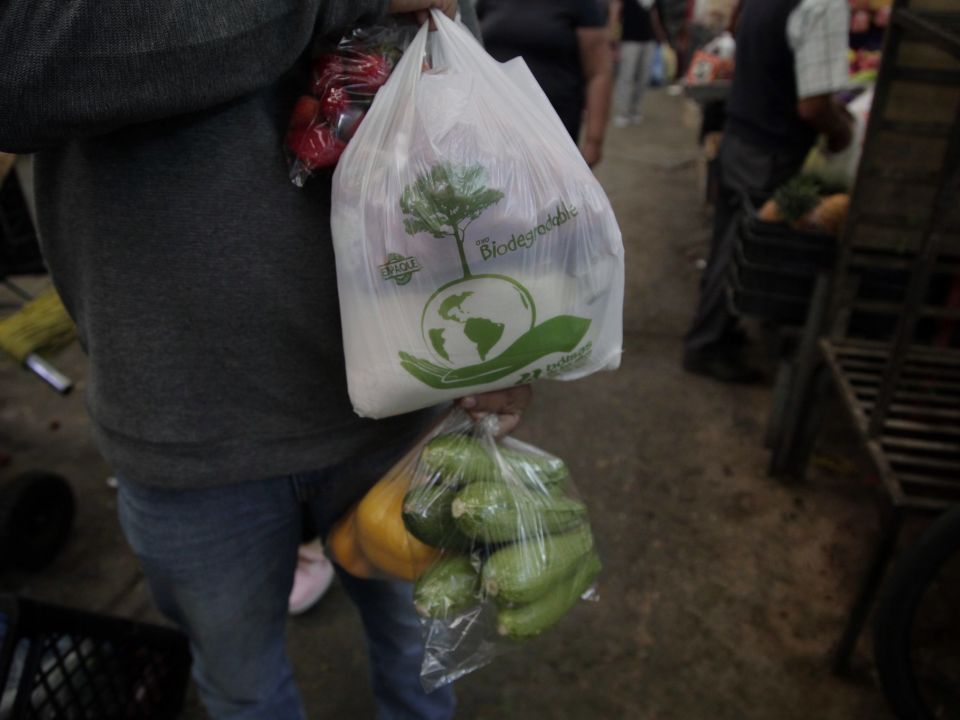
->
[413,555,482,618]
[501,444,569,487]
[451,482,587,543]
[402,483,472,550]
[481,524,594,603]
[421,434,570,490]
[420,434,497,485]
[496,550,601,638]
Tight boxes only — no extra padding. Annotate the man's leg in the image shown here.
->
[683,152,744,356]
[683,134,775,381]
[683,134,811,381]
[305,429,454,720]
[335,571,456,720]
[117,476,303,720]
[613,42,642,123]
[631,41,657,120]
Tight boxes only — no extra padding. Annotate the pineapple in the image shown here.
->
[758,175,821,227]
[808,193,850,236]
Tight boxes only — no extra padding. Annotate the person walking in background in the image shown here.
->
[477,0,614,167]
[610,0,670,127]
[682,0,853,383]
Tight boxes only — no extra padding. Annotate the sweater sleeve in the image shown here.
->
[0,0,388,152]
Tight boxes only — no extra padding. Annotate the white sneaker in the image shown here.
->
[612,115,630,129]
[289,539,335,615]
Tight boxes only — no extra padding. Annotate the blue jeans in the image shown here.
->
[117,456,456,720]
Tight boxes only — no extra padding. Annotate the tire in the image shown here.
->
[0,471,76,571]
[873,505,960,720]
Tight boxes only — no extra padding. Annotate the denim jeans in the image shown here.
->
[117,451,456,720]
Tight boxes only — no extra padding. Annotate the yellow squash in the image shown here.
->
[354,462,442,581]
[327,505,378,579]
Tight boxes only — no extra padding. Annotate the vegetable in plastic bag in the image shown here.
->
[285,23,417,185]
[328,406,601,690]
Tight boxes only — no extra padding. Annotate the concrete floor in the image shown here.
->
[0,90,898,719]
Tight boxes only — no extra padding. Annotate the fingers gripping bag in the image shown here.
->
[331,11,625,418]
[327,408,601,690]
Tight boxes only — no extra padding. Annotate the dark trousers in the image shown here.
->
[684,132,810,356]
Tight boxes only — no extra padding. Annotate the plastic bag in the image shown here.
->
[328,407,601,690]
[331,11,624,419]
[802,88,873,191]
[650,45,666,87]
[285,23,417,185]
[683,32,735,85]
[660,44,678,85]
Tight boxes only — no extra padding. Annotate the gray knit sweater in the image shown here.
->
[0,1,477,488]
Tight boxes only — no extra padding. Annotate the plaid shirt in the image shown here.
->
[787,0,850,99]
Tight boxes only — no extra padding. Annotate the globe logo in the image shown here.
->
[397,163,592,391]
[422,275,535,366]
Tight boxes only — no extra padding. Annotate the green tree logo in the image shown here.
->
[400,163,504,278]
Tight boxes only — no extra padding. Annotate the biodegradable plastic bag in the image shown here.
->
[332,11,624,419]
[349,408,600,690]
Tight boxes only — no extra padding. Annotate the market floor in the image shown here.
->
[0,89,897,719]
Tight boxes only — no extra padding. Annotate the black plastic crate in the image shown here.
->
[739,202,837,273]
[0,595,190,720]
[727,268,810,326]
[0,174,45,279]
[731,238,817,300]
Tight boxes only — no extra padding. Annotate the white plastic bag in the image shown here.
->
[803,88,874,191]
[331,12,624,419]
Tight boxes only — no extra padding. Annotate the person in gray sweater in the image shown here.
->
[0,1,527,717]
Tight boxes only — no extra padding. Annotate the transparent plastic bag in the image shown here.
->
[331,11,624,418]
[285,23,418,185]
[328,407,601,691]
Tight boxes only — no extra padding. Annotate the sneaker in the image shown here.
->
[630,114,644,125]
[289,539,335,615]
[612,115,630,129]
[683,347,764,384]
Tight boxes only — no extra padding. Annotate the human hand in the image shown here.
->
[581,138,602,168]
[457,385,533,437]
[827,105,855,153]
[827,115,854,153]
[388,0,457,27]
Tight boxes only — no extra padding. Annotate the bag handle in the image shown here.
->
[333,20,431,183]
[427,10,586,165]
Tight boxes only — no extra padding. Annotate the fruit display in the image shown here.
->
[326,408,600,689]
[758,175,851,237]
[848,0,890,55]
[284,24,414,185]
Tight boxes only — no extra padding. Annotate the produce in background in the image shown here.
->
[758,175,850,236]
[284,24,414,185]
[327,407,601,691]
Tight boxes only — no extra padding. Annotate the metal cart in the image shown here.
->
[757,0,960,689]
